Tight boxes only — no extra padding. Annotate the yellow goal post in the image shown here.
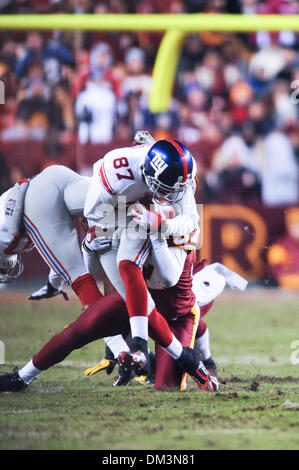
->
[0,13,298,112]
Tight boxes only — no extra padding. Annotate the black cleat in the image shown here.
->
[177,347,219,393]
[203,357,217,377]
[113,364,133,387]
[118,337,151,376]
[0,367,27,392]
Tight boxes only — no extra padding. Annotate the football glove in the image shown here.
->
[128,203,164,232]
[83,225,111,252]
[133,130,156,146]
[28,281,69,301]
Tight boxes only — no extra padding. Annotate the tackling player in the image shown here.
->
[85,260,247,383]
[0,226,219,393]
[83,137,199,376]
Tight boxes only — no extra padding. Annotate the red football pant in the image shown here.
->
[33,292,173,371]
[154,305,200,391]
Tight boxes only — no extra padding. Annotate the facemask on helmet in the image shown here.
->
[143,139,194,205]
[0,254,23,283]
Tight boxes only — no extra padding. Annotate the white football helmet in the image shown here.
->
[0,254,23,283]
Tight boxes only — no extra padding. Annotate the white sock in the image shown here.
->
[130,316,148,341]
[195,329,211,360]
[18,359,42,384]
[163,335,183,360]
[104,335,129,358]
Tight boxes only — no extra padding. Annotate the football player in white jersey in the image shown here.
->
[83,137,199,376]
[0,165,104,307]
[0,224,220,393]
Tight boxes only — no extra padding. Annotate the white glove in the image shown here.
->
[128,203,164,232]
[83,225,112,252]
[133,130,156,145]
[28,282,69,301]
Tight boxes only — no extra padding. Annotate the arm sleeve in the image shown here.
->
[150,236,187,288]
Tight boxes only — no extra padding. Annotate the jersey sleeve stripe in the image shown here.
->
[99,162,115,196]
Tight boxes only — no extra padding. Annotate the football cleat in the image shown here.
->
[28,282,69,301]
[112,364,133,387]
[177,347,219,393]
[84,346,117,376]
[134,375,154,385]
[118,337,151,376]
[118,350,150,376]
[84,358,116,376]
[203,356,218,377]
[0,367,27,392]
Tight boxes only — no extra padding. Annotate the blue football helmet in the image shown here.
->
[143,139,194,204]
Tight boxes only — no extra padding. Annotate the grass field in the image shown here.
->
[0,288,298,450]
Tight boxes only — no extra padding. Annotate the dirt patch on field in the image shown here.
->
[225,374,299,384]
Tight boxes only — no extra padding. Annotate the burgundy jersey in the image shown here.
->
[193,258,209,274]
[146,250,196,320]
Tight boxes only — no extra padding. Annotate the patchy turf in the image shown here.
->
[0,289,298,450]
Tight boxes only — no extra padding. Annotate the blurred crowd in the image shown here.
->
[0,0,299,207]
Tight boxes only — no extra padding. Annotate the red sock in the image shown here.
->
[148,307,173,348]
[118,260,148,318]
[196,319,207,339]
[72,273,103,307]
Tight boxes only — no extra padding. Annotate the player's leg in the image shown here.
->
[194,318,217,376]
[85,245,203,384]
[23,166,102,307]
[153,306,199,390]
[0,292,130,392]
[97,234,153,375]
[116,227,156,373]
[153,305,218,392]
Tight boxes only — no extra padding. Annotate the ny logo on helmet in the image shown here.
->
[150,152,168,177]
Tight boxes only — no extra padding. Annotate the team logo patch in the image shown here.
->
[5,199,16,217]
[150,151,168,176]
